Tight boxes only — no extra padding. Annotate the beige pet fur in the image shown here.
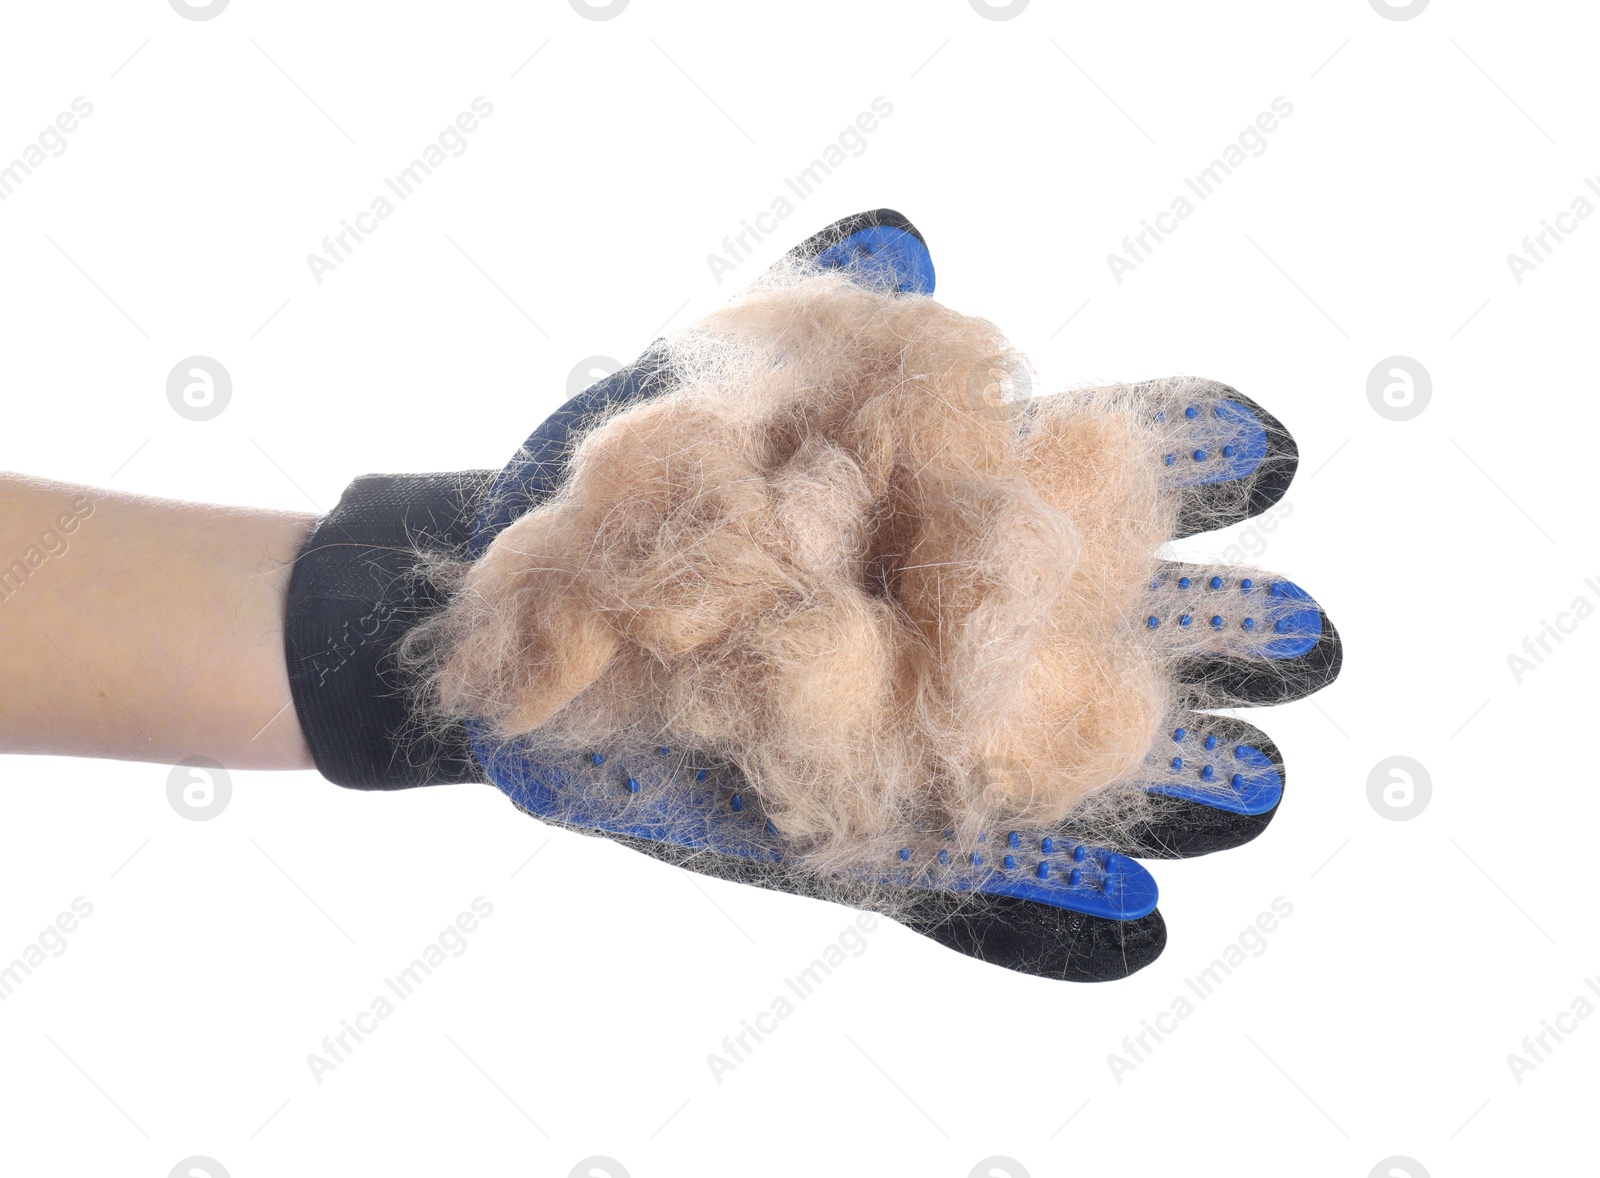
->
[410,264,1182,875]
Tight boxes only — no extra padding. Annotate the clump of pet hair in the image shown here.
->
[407,260,1178,877]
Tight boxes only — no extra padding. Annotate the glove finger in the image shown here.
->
[782,207,935,294]
[596,822,1166,982]
[488,739,1160,918]
[479,210,933,538]
[898,894,1166,982]
[1145,560,1342,706]
[1135,377,1297,538]
[1112,711,1283,859]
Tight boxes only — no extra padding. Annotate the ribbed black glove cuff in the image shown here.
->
[283,471,494,789]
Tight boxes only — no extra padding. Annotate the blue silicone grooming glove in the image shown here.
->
[453,210,1342,981]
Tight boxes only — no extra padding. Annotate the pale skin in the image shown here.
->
[0,473,315,768]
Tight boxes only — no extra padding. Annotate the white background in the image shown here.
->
[1,2,1596,1175]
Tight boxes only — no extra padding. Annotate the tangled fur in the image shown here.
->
[408,265,1184,876]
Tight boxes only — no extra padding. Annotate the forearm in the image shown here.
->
[0,473,314,768]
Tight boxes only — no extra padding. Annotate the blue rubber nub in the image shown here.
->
[1147,744,1282,816]
[1259,580,1320,659]
[1167,399,1269,487]
[958,850,1159,919]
